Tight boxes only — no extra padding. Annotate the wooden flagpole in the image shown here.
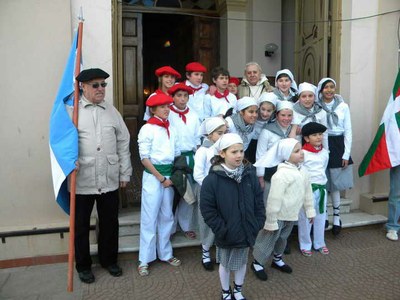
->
[67,14,84,293]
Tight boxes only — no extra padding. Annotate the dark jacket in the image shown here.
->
[200,164,266,248]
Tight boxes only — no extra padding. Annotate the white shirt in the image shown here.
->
[168,106,201,152]
[292,108,329,150]
[186,80,209,122]
[302,148,329,185]
[256,128,285,177]
[203,92,237,118]
[138,123,180,164]
[193,144,215,186]
[324,101,352,160]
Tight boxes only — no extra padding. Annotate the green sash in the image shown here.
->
[311,183,326,214]
[145,164,173,176]
[181,151,195,170]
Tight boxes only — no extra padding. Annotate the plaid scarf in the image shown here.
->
[221,163,245,183]
[230,113,254,145]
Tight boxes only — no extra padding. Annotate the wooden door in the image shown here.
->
[294,0,329,84]
[192,16,219,85]
[115,11,144,207]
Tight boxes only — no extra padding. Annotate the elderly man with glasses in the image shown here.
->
[70,68,132,284]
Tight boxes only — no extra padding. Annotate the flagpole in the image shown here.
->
[67,15,83,293]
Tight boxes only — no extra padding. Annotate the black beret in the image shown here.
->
[301,122,327,137]
[76,68,109,82]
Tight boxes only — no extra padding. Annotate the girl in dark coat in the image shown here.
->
[200,133,265,300]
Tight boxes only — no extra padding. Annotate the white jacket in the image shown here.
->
[264,162,316,230]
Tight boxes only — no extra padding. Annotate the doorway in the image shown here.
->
[115,7,219,208]
[142,13,194,95]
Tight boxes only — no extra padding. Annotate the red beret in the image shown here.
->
[185,62,207,73]
[155,66,181,79]
[146,93,173,107]
[167,83,194,96]
[229,77,240,86]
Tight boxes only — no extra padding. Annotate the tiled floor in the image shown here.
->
[1,224,399,300]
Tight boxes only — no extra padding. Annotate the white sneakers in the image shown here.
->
[386,230,398,241]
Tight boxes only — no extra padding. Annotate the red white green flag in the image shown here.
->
[358,69,400,177]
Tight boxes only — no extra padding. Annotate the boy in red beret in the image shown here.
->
[167,83,201,240]
[185,62,209,121]
[228,76,240,99]
[137,93,182,276]
[144,66,181,121]
[204,67,238,118]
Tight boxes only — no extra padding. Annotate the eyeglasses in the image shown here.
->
[86,82,107,89]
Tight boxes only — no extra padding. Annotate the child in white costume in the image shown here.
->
[225,97,258,156]
[256,100,293,193]
[298,122,330,256]
[185,62,209,122]
[291,82,329,150]
[273,69,298,102]
[193,117,227,271]
[137,94,181,276]
[317,77,353,236]
[251,138,316,281]
[167,83,201,240]
[203,66,237,118]
[143,65,181,121]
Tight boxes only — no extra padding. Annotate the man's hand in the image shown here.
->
[120,181,128,188]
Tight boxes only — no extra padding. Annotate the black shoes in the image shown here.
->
[106,264,123,277]
[78,270,95,284]
[271,262,292,274]
[332,220,342,236]
[251,261,268,281]
[202,260,214,271]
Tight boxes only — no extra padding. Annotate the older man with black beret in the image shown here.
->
[71,68,132,283]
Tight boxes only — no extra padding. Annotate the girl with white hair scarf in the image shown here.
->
[250,138,316,281]
[200,133,265,300]
[193,117,227,272]
[317,77,353,236]
[273,69,299,102]
[291,82,329,150]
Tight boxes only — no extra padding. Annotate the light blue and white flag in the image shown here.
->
[49,31,80,214]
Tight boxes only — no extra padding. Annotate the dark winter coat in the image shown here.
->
[200,164,265,248]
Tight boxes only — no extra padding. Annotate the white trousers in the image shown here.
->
[139,172,174,264]
[298,189,327,250]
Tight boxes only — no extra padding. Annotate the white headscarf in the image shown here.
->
[214,133,243,155]
[298,82,317,96]
[317,78,336,100]
[199,117,226,135]
[276,100,293,112]
[257,92,278,107]
[275,69,298,92]
[254,138,299,168]
[236,96,258,111]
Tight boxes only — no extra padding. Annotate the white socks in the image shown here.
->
[219,265,230,291]
[273,254,285,267]
[331,190,341,226]
[202,245,211,263]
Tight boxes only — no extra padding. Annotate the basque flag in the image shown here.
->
[358,69,400,177]
[49,31,80,214]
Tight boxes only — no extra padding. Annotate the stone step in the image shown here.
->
[90,230,201,255]
[326,198,352,216]
[116,197,354,238]
[325,210,387,230]
[90,211,387,255]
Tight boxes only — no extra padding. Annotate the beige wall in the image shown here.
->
[0,0,113,260]
[0,0,72,231]
[341,0,400,207]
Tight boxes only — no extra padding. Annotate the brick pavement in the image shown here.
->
[1,225,399,300]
